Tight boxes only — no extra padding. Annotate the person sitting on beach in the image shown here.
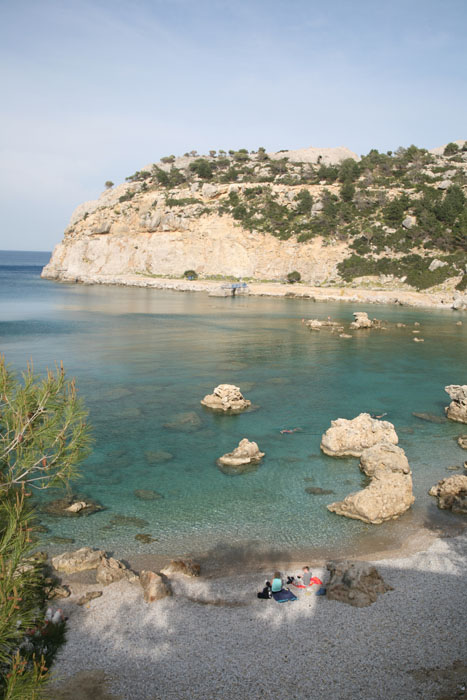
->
[301,566,312,587]
[271,571,283,593]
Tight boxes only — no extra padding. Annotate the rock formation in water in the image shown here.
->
[217,438,265,473]
[429,474,467,513]
[444,385,467,424]
[326,560,393,607]
[349,312,382,329]
[320,413,398,457]
[327,442,415,524]
[201,384,251,412]
[41,142,467,297]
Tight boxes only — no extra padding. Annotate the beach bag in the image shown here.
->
[257,586,271,599]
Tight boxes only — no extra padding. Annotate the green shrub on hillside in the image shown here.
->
[444,142,460,156]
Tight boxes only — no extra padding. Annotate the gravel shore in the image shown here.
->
[51,531,467,700]
[48,273,466,311]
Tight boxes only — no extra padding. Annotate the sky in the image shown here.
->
[0,0,466,251]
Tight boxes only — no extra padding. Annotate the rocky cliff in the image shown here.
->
[43,142,467,293]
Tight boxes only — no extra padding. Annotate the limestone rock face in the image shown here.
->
[51,547,105,573]
[160,559,201,577]
[429,475,467,514]
[327,443,414,524]
[444,385,467,424]
[139,571,171,602]
[326,561,393,607]
[268,145,360,166]
[217,438,265,473]
[96,557,138,585]
[349,312,381,329]
[201,384,251,413]
[321,413,398,457]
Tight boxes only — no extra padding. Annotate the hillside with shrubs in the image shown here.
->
[52,141,467,292]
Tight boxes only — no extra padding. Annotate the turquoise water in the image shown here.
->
[1,251,466,560]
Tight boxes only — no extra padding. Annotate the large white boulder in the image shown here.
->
[327,443,415,524]
[321,413,398,457]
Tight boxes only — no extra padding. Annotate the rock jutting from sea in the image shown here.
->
[201,384,251,413]
[217,438,265,474]
[320,413,398,457]
[444,385,467,424]
[327,442,415,524]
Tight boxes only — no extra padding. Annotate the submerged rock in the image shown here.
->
[321,413,398,457]
[305,486,335,495]
[144,450,174,464]
[109,514,149,528]
[42,494,104,518]
[201,384,251,413]
[412,412,446,424]
[444,385,467,424]
[163,411,203,432]
[326,560,393,607]
[134,489,163,501]
[161,559,201,577]
[135,533,158,543]
[217,438,265,474]
[458,435,467,450]
[139,570,171,602]
[327,443,415,524]
[429,475,467,514]
[51,547,105,573]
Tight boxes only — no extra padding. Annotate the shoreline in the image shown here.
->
[50,527,467,700]
[42,272,466,311]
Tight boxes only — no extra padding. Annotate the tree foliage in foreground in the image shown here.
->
[0,357,91,698]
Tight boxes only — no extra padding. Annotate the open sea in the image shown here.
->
[1,250,466,564]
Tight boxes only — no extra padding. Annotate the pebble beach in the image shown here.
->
[51,530,467,700]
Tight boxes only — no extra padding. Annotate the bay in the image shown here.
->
[1,250,466,561]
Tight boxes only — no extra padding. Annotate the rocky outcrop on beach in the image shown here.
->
[96,557,138,585]
[429,475,467,514]
[51,547,138,585]
[444,385,467,424]
[161,559,201,577]
[326,560,393,607]
[320,413,398,457]
[201,384,251,413]
[327,443,415,524]
[349,312,382,329]
[139,571,172,602]
[217,438,265,474]
[51,547,105,573]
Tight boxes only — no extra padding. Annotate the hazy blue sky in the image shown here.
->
[1,0,466,251]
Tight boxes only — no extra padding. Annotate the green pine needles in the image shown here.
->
[0,357,91,698]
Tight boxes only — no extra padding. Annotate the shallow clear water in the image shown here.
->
[1,251,466,559]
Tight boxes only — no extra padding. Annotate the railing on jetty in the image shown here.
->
[209,282,249,297]
[221,282,249,296]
